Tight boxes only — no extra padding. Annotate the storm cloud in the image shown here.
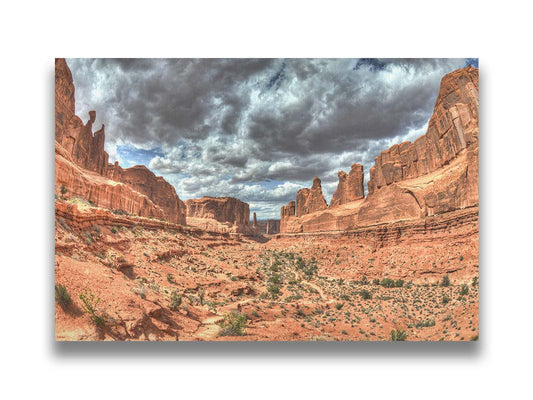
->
[67,58,475,219]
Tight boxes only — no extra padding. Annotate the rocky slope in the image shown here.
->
[55,58,187,225]
[185,196,253,234]
[280,65,479,234]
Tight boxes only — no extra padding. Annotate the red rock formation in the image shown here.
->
[185,197,252,234]
[367,65,478,194]
[255,219,281,235]
[266,219,280,235]
[55,58,187,225]
[56,59,109,175]
[253,212,258,228]
[330,163,365,207]
[280,200,297,233]
[280,66,479,234]
[55,142,166,220]
[55,58,75,142]
[105,163,186,225]
[296,177,328,217]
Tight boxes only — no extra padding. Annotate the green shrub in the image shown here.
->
[390,329,408,341]
[79,289,105,326]
[442,294,451,305]
[472,276,478,286]
[360,276,368,285]
[167,273,175,284]
[373,278,380,285]
[441,274,451,287]
[169,291,182,311]
[335,302,344,310]
[381,278,396,288]
[60,184,67,197]
[268,273,282,285]
[55,284,71,306]
[111,227,118,234]
[218,311,247,336]
[267,283,281,298]
[381,278,404,288]
[460,284,469,296]
[359,289,372,300]
[415,318,435,328]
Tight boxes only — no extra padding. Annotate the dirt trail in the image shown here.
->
[195,315,223,340]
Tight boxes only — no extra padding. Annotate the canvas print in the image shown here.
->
[55,58,479,341]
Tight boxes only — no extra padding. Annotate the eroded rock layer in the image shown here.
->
[280,66,479,234]
[367,65,478,194]
[106,163,186,225]
[185,197,252,234]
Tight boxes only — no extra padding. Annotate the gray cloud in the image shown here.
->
[67,58,471,218]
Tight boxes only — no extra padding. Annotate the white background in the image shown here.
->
[1,0,532,398]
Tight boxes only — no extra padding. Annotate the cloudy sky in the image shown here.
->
[67,58,478,219]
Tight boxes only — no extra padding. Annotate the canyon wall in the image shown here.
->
[55,58,187,225]
[367,66,478,194]
[185,196,252,234]
[280,65,479,234]
[106,163,186,225]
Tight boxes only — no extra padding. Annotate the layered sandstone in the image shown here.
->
[55,59,109,175]
[367,65,478,194]
[185,197,252,234]
[296,177,328,217]
[55,58,187,225]
[330,163,365,207]
[106,163,186,225]
[55,142,166,221]
[280,201,297,233]
[280,66,479,234]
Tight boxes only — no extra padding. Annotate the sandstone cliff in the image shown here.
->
[55,141,166,220]
[367,65,478,194]
[106,163,186,225]
[185,196,252,234]
[296,177,328,217]
[330,163,365,207]
[280,66,479,234]
[55,58,187,225]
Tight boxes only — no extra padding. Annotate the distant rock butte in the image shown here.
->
[255,219,281,235]
[185,197,252,234]
[280,65,479,233]
[55,58,186,225]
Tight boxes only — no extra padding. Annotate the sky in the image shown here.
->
[67,58,477,219]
